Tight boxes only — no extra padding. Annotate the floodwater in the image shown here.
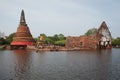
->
[0,48,120,80]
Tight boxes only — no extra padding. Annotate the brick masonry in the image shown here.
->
[66,21,112,50]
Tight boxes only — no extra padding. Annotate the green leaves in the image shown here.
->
[0,38,6,45]
[54,40,66,46]
[37,34,66,46]
[112,37,120,46]
[44,37,54,44]
[85,28,97,36]
[6,33,15,44]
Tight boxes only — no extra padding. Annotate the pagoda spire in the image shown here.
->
[20,10,27,26]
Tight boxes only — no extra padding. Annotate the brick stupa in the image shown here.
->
[11,10,34,49]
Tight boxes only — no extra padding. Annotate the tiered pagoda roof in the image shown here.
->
[11,10,34,46]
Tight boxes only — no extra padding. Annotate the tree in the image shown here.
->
[112,37,120,46]
[58,34,66,40]
[53,34,59,41]
[37,33,66,46]
[44,37,54,44]
[6,33,16,44]
[0,38,6,45]
[54,40,66,46]
[40,33,47,38]
[33,38,38,43]
[85,28,97,36]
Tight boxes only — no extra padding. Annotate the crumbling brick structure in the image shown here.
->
[66,21,112,50]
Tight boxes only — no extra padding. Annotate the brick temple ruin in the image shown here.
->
[10,10,34,49]
[10,10,112,50]
[66,21,112,50]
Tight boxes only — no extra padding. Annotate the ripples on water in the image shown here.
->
[0,48,120,80]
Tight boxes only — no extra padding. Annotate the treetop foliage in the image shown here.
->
[112,37,120,46]
[6,33,16,44]
[85,28,97,36]
[37,33,66,46]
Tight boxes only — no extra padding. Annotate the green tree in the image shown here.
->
[58,34,66,40]
[112,37,120,46]
[37,33,66,46]
[40,33,47,38]
[6,33,16,44]
[0,38,6,45]
[54,40,66,46]
[33,38,38,43]
[53,34,59,41]
[44,37,54,44]
[85,28,97,36]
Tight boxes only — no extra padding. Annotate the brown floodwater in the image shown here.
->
[0,48,120,80]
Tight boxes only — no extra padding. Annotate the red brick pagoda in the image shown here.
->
[10,10,34,49]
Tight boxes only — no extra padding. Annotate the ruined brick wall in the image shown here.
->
[65,21,112,49]
[66,36,97,49]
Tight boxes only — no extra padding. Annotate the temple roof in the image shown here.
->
[98,21,108,31]
[96,21,112,40]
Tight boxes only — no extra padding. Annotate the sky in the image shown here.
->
[0,0,120,38]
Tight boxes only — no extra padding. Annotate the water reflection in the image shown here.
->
[0,49,120,80]
[13,50,32,80]
[64,50,112,80]
[94,50,112,80]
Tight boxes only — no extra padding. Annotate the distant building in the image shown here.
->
[10,10,34,49]
[66,21,112,50]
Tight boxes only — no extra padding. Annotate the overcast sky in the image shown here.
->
[0,0,120,38]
